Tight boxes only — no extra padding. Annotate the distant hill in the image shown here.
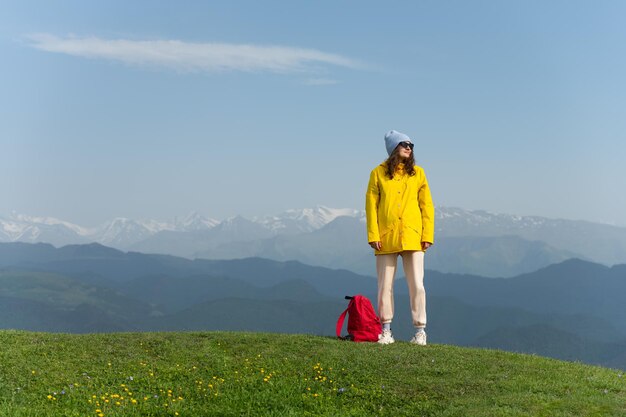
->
[4,206,626,277]
[1,242,625,369]
[474,324,626,370]
[121,276,330,314]
[426,259,626,335]
[426,235,580,277]
[0,270,153,332]
[143,298,345,334]
[190,218,579,277]
[436,207,626,266]
[0,241,375,294]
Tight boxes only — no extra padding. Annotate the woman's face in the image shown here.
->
[396,141,413,159]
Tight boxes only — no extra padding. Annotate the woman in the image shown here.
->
[365,130,435,345]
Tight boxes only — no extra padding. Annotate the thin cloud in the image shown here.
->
[25,33,365,74]
[303,78,340,86]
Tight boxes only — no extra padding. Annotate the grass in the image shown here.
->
[0,330,624,416]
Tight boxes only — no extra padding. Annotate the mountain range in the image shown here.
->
[2,206,626,277]
[1,241,625,370]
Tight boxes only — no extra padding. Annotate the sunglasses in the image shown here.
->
[398,141,414,150]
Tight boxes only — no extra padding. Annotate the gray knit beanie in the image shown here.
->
[384,130,412,156]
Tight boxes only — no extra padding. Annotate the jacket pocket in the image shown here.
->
[379,225,398,252]
[406,225,423,245]
[407,224,421,233]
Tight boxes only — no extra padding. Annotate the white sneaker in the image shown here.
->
[378,329,395,345]
[410,330,427,346]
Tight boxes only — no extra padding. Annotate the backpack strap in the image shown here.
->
[336,307,349,338]
[335,296,354,338]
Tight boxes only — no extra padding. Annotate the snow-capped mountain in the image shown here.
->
[435,207,557,236]
[173,212,220,232]
[255,206,365,235]
[0,212,220,249]
[0,207,364,249]
[94,218,164,248]
[3,206,626,270]
[124,207,364,258]
[0,213,92,247]
[6,213,92,236]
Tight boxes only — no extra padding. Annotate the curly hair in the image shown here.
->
[385,146,416,179]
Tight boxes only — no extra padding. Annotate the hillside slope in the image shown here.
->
[2,243,626,370]
[0,331,624,416]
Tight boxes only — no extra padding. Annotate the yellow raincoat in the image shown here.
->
[366,162,435,255]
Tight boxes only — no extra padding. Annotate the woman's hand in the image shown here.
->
[422,242,432,250]
[369,241,382,251]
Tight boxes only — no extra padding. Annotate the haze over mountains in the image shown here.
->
[2,208,626,369]
[1,241,625,370]
[2,206,626,277]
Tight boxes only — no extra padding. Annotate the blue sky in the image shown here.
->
[1,1,625,226]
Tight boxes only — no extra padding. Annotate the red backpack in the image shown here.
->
[336,295,382,342]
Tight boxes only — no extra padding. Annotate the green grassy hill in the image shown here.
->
[0,331,624,416]
[0,270,155,332]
